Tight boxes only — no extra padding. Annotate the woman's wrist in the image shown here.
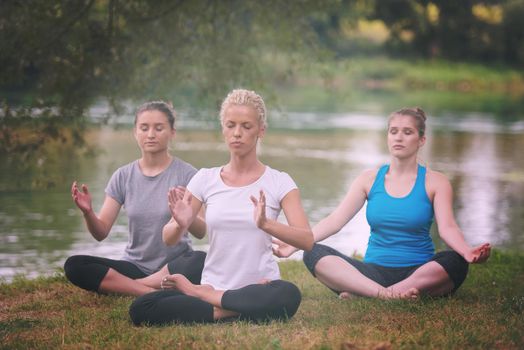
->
[82,208,94,217]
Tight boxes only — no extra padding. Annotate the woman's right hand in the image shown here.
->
[71,181,93,215]
[168,187,193,230]
[272,238,300,258]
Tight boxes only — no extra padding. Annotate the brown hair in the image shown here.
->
[135,101,176,129]
[388,107,427,137]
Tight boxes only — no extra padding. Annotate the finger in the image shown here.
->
[250,195,258,206]
[272,246,282,257]
[168,189,177,205]
[186,195,192,205]
[71,181,77,194]
[259,190,266,203]
[82,184,89,194]
[175,188,185,200]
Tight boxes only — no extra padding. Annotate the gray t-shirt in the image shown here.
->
[105,158,197,274]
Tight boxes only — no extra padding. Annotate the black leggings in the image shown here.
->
[303,243,468,294]
[63,250,206,292]
[129,280,302,326]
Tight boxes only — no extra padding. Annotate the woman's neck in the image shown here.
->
[225,153,264,174]
[389,156,418,176]
[139,152,172,176]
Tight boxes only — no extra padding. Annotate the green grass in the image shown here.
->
[1,250,523,349]
[260,55,524,117]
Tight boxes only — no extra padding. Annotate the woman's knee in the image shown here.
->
[129,291,214,326]
[64,255,89,285]
[63,255,108,292]
[222,280,302,321]
[269,280,301,318]
[303,243,334,276]
[167,250,206,284]
[433,250,469,291]
[129,294,154,326]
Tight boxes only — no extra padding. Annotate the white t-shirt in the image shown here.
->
[187,166,297,290]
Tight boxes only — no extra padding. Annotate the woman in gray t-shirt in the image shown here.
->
[64,101,206,296]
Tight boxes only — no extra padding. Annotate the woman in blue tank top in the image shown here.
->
[274,107,491,299]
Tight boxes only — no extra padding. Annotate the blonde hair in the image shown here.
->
[388,107,427,137]
[219,89,267,128]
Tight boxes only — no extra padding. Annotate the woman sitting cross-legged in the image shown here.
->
[274,107,491,300]
[129,89,314,325]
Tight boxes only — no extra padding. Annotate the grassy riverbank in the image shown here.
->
[264,56,524,117]
[1,250,523,349]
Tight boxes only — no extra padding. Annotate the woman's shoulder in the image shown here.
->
[263,166,296,185]
[111,160,138,177]
[359,167,381,182]
[425,168,450,184]
[193,166,222,179]
[171,157,197,172]
[425,168,453,194]
[265,165,291,177]
[353,167,383,193]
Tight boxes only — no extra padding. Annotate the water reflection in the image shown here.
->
[1,111,523,281]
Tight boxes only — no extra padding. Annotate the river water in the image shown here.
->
[1,110,523,281]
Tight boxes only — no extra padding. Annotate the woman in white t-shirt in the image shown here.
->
[129,89,314,325]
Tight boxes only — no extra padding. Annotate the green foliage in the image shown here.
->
[0,0,330,112]
[2,0,524,186]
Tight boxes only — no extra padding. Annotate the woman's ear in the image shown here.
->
[258,125,266,139]
[419,135,426,148]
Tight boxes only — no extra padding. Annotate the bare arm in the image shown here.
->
[71,181,120,241]
[273,170,372,258]
[251,189,314,251]
[162,188,203,246]
[188,206,207,239]
[431,172,491,263]
[312,170,370,242]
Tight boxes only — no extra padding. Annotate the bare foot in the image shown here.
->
[161,274,213,298]
[378,287,419,300]
[213,307,240,321]
[338,292,355,300]
[258,278,272,285]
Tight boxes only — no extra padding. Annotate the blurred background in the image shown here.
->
[1,0,523,281]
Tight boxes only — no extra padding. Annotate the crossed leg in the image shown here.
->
[313,256,419,299]
[161,274,239,320]
[388,261,454,297]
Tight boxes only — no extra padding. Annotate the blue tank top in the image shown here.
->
[364,164,435,267]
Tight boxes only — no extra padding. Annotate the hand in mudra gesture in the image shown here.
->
[168,186,193,230]
[464,243,491,264]
[272,238,299,258]
[71,181,93,214]
[250,189,267,229]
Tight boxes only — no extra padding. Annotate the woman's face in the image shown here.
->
[134,110,175,154]
[387,114,425,159]
[221,104,265,157]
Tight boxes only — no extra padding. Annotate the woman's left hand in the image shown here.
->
[168,187,193,230]
[250,190,267,229]
[464,243,491,263]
